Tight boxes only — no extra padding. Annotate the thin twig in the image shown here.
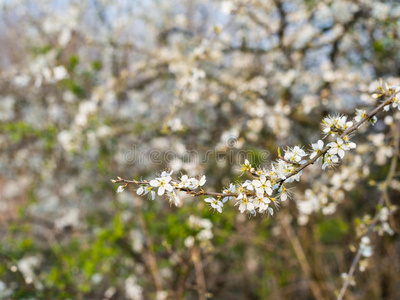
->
[337,119,400,300]
[336,203,382,300]
[282,217,325,300]
[191,246,207,300]
[132,192,163,294]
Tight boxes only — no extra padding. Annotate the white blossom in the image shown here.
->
[204,197,223,213]
[222,183,236,203]
[328,138,350,159]
[253,196,271,213]
[252,175,273,196]
[310,140,324,160]
[150,176,173,196]
[284,146,307,164]
[236,195,255,213]
[360,236,373,258]
[322,154,339,170]
[321,114,353,136]
[117,185,126,194]
[354,109,367,123]
[342,135,357,150]
[125,276,143,300]
[137,185,156,200]
[242,180,255,191]
[166,190,181,206]
[178,175,206,190]
[184,236,195,248]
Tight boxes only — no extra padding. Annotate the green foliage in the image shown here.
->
[316,217,349,244]
[0,121,57,151]
[62,79,86,98]
[68,55,80,72]
[32,45,52,55]
[91,60,103,71]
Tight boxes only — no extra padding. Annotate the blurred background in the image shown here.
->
[1,0,400,299]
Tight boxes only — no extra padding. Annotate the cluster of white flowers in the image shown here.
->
[177,174,206,190]
[113,89,399,218]
[125,275,143,300]
[219,116,358,215]
[354,109,378,126]
[17,256,42,288]
[0,280,13,299]
[234,174,274,214]
[283,146,307,165]
[271,158,300,182]
[377,207,395,236]
[184,215,214,247]
[318,114,358,169]
[374,81,400,111]
[359,236,373,258]
[115,171,208,207]
[148,171,177,206]
[321,114,353,137]
[357,236,373,273]
[114,113,359,215]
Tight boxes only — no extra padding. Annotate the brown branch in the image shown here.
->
[113,178,239,198]
[336,200,383,300]
[191,246,207,300]
[132,192,163,294]
[282,218,325,300]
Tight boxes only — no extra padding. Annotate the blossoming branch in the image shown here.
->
[112,81,400,216]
